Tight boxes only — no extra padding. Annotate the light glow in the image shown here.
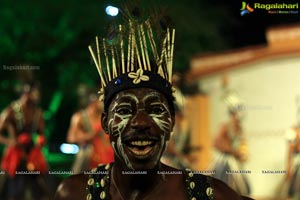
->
[105,6,119,16]
[60,143,79,154]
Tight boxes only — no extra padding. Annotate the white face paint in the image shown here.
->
[148,103,172,133]
[109,94,138,169]
[142,93,173,164]
[110,103,132,136]
[107,89,173,170]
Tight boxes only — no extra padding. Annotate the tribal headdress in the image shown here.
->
[88,7,176,111]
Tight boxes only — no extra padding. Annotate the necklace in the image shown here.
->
[86,163,214,200]
[12,101,25,131]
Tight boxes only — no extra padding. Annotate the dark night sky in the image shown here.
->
[209,0,300,48]
[147,0,300,71]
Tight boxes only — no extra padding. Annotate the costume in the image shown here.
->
[86,163,214,200]
[1,100,48,199]
[71,110,114,174]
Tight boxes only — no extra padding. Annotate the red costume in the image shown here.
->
[2,133,48,176]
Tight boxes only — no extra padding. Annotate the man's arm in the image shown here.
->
[214,124,243,159]
[67,113,95,144]
[214,124,231,153]
[0,107,16,146]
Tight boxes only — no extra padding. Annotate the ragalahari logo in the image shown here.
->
[240,2,255,16]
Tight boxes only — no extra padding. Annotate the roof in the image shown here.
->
[186,24,300,82]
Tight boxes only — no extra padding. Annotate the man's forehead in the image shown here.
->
[113,88,165,102]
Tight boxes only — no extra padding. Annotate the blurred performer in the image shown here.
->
[285,126,300,199]
[285,96,300,199]
[213,108,250,195]
[211,74,250,195]
[67,93,114,174]
[0,82,48,200]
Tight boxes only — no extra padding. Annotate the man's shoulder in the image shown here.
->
[54,164,111,200]
[210,176,254,200]
[54,173,88,200]
[0,105,14,121]
[182,169,214,200]
[70,111,85,122]
[182,170,254,200]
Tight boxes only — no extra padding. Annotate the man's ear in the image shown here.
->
[101,112,109,134]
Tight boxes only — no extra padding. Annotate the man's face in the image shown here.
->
[24,87,40,105]
[102,88,174,170]
[30,88,40,104]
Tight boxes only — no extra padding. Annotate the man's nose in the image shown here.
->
[130,109,151,131]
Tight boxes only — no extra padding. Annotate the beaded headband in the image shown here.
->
[88,14,176,109]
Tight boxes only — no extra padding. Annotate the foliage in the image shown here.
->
[0,0,252,143]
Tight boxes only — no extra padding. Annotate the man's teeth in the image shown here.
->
[130,146,152,155]
[127,140,155,156]
[130,140,153,146]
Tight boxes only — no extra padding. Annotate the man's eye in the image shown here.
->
[115,107,132,115]
[150,106,165,115]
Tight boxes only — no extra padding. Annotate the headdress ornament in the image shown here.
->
[88,7,176,110]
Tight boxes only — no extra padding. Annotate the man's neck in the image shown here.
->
[19,96,35,108]
[112,162,165,199]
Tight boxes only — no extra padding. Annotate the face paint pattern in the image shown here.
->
[108,91,173,170]
[143,92,172,134]
[109,96,138,169]
[148,104,172,133]
[143,94,173,165]
[110,113,131,136]
[110,116,134,169]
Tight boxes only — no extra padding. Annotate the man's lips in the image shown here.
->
[122,136,160,159]
[127,140,155,156]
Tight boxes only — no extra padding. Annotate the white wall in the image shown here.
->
[198,55,300,198]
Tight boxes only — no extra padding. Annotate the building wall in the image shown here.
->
[185,95,211,171]
[198,55,300,198]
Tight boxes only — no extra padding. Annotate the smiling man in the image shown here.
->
[54,8,254,200]
[106,88,172,171]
